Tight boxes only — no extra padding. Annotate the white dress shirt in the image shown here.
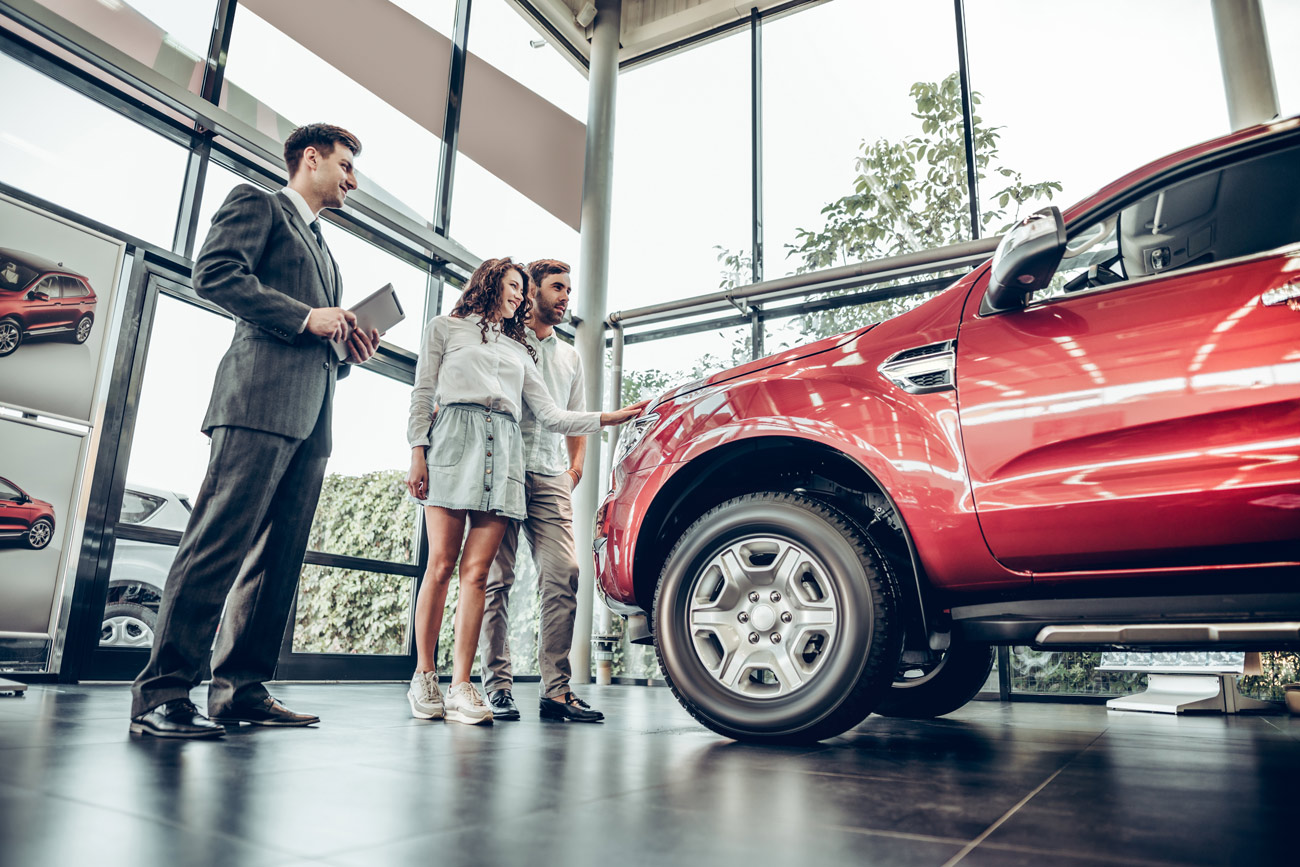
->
[520,329,585,476]
[407,314,600,448]
[280,186,325,334]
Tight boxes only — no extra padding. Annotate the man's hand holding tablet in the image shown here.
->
[330,283,405,362]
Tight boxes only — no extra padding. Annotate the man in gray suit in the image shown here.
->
[130,124,378,738]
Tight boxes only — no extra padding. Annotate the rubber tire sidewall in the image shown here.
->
[26,518,53,549]
[0,318,22,357]
[654,493,897,741]
[875,638,995,719]
[73,315,93,344]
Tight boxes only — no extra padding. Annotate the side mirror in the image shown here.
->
[982,206,1067,314]
[27,290,49,301]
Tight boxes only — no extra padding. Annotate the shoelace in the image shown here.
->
[493,690,513,705]
[465,687,486,707]
[169,699,199,714]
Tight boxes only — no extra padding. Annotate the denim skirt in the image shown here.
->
[413,403,526,520]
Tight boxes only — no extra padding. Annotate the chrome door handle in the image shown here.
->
[1262,279,1300,307]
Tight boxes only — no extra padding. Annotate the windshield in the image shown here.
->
[0,259,39,291]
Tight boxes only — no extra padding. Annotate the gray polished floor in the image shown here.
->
[0,682,1295,866]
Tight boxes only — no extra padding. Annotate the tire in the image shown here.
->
[72,314,93,344]
[99,601,157,649]
[25,518,53,550]
[874,636,995,719]
[0,318,22,357]
[653,492,901,743]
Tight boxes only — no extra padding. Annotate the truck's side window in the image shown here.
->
[1033,140,1300,303]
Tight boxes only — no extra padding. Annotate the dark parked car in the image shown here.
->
[0,476,56,550]
[597,116,1300,742]
[0,247,98,357]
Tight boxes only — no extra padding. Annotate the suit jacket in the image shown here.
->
[194,185,349,452]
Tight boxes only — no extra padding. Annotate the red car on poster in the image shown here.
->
[596,116,1300,743]
[0,247,98,357]
[0,476,56,550]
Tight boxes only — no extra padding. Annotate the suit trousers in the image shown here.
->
[130,409,329,718]
[478,471,579,698]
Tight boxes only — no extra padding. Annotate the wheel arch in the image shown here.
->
[631,433,936,649]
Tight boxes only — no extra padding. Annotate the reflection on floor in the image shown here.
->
[0,683,1294,866]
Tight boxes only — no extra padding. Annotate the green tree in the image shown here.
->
[777,71,1060,339]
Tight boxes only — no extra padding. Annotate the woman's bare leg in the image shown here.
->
[451,511,510,685]
[414,506,467,673]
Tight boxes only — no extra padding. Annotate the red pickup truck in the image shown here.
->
[596,116,1300,742]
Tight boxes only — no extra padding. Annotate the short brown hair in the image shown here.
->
[284,124,362,177]
[528,259,570,289]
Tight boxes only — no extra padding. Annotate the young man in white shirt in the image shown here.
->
[477,259,603,722]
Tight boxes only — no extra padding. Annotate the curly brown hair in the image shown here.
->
[452,257,537,361]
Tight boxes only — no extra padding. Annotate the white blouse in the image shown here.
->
[407,314,601,448]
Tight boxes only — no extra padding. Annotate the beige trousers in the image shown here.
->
[477,471,579,698]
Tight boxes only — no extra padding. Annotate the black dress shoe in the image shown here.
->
[130,700,225,739]
[209,696,319,727]
[487,689,521,721]
[539,692,604,723]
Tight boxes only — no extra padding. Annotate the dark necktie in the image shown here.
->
[309,220,325,249]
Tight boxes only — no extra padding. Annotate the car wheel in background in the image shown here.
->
[25,518,53,549]
[100,602,157,648]
[874,636,995,719]
[653,492,901,743]
[0,318,22,356]
[73,315,93,344]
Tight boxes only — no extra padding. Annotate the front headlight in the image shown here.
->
[615,411,659,463]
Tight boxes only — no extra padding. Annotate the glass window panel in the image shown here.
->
[101,538,176,649]
[466,0,587,122]
[223,1,449,220]
[31,0,217,93]
[611,31,751,314]
[1008,648,1145,697]
[0,53,188,247]
[292,566,412,655]
[310,367,421,564]
[621,326,752,405]
[967,1,1227,222]
[762,0,963,279]
[448,154,581,271]
[319,222,427,351]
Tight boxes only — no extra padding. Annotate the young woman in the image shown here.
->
[404,257,646,724]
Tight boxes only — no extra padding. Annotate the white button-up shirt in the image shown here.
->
[520,329,586,477]
[407,314,599,448]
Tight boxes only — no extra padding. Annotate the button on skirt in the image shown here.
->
[412,403,526,520]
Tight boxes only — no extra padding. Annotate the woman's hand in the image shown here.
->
[600,398,652,426]
[406,448,429,499]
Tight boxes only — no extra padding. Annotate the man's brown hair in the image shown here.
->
[284,124,362,177]
[527,259,570,290]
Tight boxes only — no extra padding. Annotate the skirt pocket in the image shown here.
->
[425,409,467,467]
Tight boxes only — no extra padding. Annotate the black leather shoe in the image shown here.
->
[209,696,319,727]
[488,689,520,721]
[539,692,604,723]
[130,700,225,739]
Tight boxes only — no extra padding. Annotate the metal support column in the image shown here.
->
[1211,0,1279,130]
[953,0,981,239]
[592,324,624,685]
[570,0,622,685]
[435,0,472,237]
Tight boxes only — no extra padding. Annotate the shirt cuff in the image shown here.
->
[299,311,311,334]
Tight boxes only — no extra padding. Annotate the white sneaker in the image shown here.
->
[444,682,494,725]
[407,671,444,719]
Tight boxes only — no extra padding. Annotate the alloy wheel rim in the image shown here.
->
[76,318,91,342]
[29,521,51,548]
[100,615,154,648]
[685,535,839,699]
[0,323,17,352]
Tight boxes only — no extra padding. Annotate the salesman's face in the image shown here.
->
[309,144,358,210]
[497,269,525,321]
[532,272,571,326]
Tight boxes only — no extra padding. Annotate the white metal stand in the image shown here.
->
[1106,673,1273,714]
[0,676,27,697]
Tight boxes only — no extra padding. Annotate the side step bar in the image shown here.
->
[1034,622,1300,646]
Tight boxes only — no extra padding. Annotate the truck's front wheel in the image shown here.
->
[653,492,901,743]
